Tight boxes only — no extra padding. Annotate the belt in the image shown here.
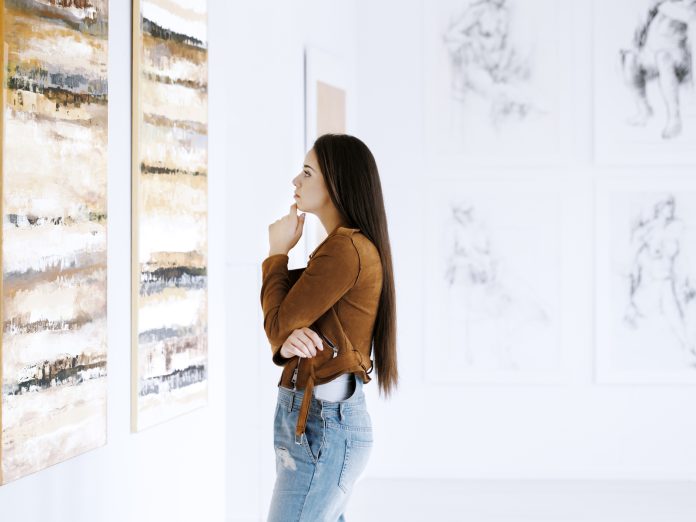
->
[294,362,315,445]
[290,349,373,445]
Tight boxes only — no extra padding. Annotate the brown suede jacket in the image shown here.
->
[260,226,382,441]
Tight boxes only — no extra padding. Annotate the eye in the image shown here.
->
[303,170,311,177]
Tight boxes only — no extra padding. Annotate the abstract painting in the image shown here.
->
[424,181,562,384]
[301,47,354,262]
[132,0,208,431]
[0,0,108,484]
[594,0,696,164]
[424,0,562,163]
[596,181,696,383]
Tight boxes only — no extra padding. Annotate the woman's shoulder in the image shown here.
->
[312,227,377,259]
[334,227,381,263]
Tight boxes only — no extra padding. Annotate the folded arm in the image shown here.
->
[260,235,360,365]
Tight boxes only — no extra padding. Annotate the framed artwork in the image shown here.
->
[424,179,563,384]
[593,0,696,165]
[0,0,108,484]
[423,0,565,165]
[596,176,696,384]
[131,0,208,431]
[300,47,356,262]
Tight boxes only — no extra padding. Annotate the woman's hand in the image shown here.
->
[268,203,306,256]
[279,327,324,359]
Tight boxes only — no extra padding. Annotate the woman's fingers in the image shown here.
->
[295,331,319,356]
[289,338,313,358]
[281,328,327,359]
[287,328,324,358]
[289,346,305,358]
[301,327,323,351]
[284,343,307,359]
[279,344,297,359]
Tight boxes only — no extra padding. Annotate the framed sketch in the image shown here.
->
[594,0,696,165]
[596,176,696,384]
[424,179,563,384]
[300,47,356,262]
[132,0,208,431]
[423,0,565,164]
[0,0,108,484]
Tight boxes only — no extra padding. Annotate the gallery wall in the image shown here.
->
[3,0,694,520]
[354,0,696,481]
[0,2,228,520]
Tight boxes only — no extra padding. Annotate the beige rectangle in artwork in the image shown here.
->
[132,0,208,432]
[316,80,346,136]
[1,0,109,485]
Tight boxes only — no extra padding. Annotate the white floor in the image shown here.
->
[345,478,696,522]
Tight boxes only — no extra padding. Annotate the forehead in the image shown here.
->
[304,148,320,168]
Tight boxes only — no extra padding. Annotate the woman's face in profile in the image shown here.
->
[292,148,331,215]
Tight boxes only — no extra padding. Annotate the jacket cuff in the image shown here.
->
[271,345,291,366]
[262,253,289,274]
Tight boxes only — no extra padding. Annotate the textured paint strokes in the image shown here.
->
[132,0,207,431]
[1,0,108,484]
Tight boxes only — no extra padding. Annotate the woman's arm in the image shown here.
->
[269,267,307,366]
[288,267,305,287]
[260,235,360,362]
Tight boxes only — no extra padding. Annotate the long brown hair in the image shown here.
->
[313,133,398,397]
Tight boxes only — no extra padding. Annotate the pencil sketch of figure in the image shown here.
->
[443,0,536,127]
[444,203,550,369]
[620,0,696,139]
[623,196,696,359]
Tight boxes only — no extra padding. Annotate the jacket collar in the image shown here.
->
[308,225,360,259]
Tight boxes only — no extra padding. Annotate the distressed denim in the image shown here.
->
[267,376,373,522]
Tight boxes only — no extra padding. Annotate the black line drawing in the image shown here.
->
[442,0,538,127]
[619,0,696,139]
[623,195,696,360]
[443,202,552,370]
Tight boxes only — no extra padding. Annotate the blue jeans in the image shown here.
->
[267,376,373,522]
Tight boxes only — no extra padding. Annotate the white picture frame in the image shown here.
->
[423,0,568,166]
[595,174,696,384]
[593,0,696,165]
[423,177,565,384]
[300,47,357,261]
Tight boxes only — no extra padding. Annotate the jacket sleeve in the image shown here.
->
[266,268,306,366]
[288,267,305,286]
[260,235,360,365]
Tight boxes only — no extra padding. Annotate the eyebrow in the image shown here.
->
[303,165,315,171]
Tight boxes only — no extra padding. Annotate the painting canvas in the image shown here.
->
[300,47,354,264]
[132,0,208,431]
[424,181,562,384]
[596,179,696,384]
[594,0,696,165]
[423,0,563,164]
[0,0,108,484]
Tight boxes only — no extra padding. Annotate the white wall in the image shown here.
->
[0,2,228,520]
[354,0,696,481]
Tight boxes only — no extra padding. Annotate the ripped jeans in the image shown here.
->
[267,376,373,522]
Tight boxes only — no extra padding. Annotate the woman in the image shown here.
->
[260,134,397,521]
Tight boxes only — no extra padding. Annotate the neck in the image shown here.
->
[317,208,348,236]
